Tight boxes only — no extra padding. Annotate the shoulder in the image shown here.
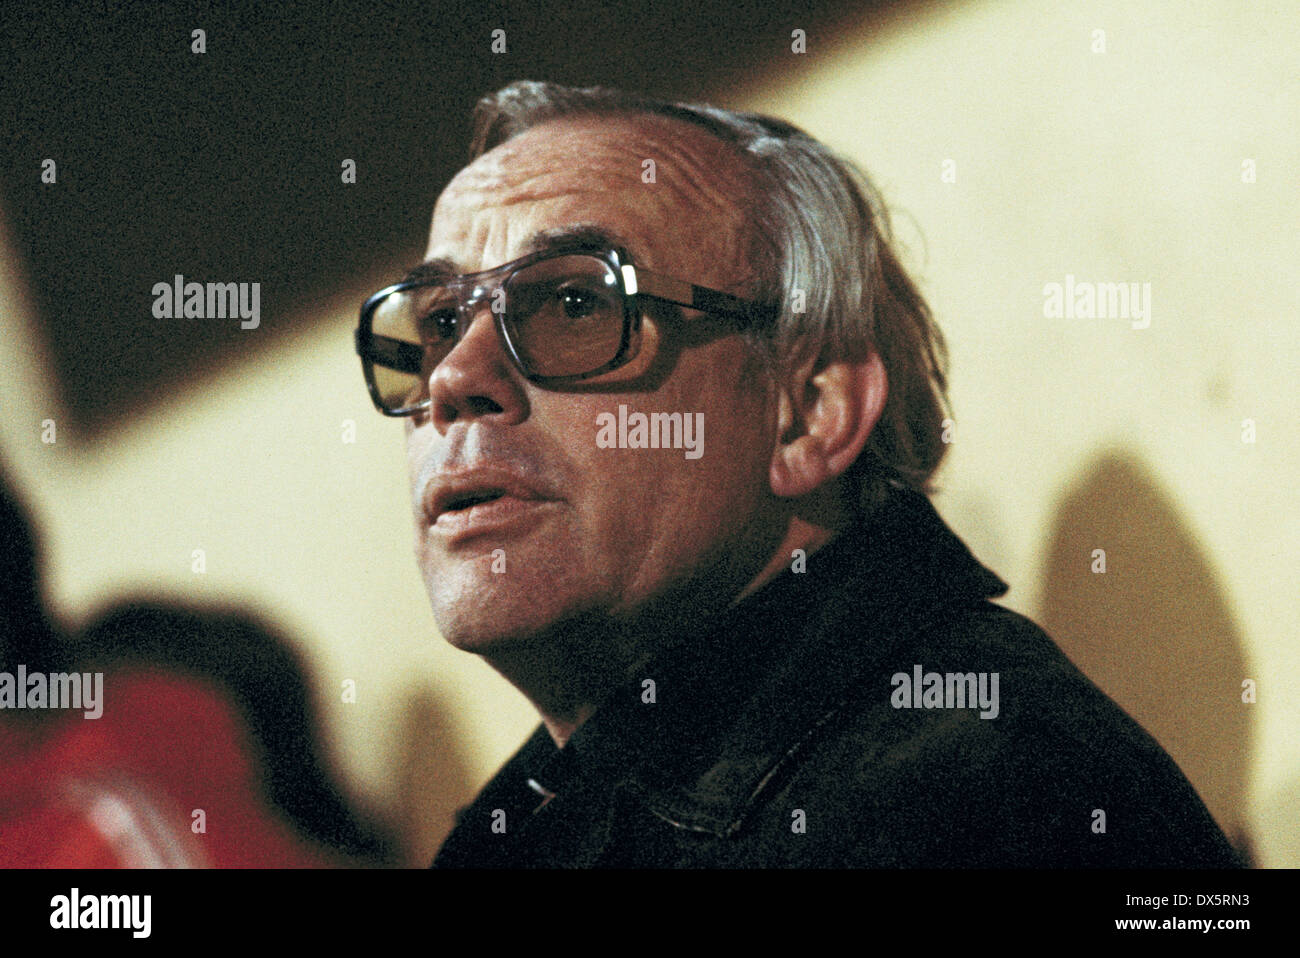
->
[742,600,1242,867]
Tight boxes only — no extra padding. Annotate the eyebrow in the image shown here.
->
[400,223,640,286]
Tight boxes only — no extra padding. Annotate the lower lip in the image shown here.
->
[432,496,557,541]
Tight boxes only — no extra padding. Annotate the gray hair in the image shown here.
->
[468,81,951,515]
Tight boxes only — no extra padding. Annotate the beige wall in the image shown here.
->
[2,0,1295,865]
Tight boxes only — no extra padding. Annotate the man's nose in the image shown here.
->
[426,303,528,432]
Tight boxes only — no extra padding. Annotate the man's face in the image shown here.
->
[407,113,781,655]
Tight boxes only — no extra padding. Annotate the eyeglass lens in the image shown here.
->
[368,253,625,411]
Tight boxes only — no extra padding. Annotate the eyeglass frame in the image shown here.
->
[355,244,776,417]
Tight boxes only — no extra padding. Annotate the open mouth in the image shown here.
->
[443,489,507,513]
[431,486,556,540]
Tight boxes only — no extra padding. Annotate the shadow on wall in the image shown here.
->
[1037,451,1253,862]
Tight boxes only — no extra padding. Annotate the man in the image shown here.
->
[355,81,1240,867]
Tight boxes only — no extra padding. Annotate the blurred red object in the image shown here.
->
[0,667,342,868]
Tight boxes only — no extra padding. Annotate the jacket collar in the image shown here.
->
[557,482,1009,838]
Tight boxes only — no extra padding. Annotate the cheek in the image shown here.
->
[582,373,771,541]
[686,346,775,465]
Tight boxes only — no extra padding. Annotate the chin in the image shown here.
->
[422,546,607,654]
[435,616,534,654]
[429,584,582,656]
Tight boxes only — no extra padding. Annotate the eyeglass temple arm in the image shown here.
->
[628,267,773,327]
[355,326,425,374]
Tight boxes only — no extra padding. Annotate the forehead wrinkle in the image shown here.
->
[578,132,748,220]
[618,126,755,215]
[431,115,759,288]
[456,118,752,224]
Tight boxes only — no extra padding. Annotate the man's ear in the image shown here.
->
[770,350,888,499]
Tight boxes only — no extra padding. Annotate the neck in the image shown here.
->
[487,487,849,748]
[482,621,636,748]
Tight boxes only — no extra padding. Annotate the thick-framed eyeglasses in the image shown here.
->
[355,245,773,417]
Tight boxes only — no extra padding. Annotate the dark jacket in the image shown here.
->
[433,484,1242,868]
